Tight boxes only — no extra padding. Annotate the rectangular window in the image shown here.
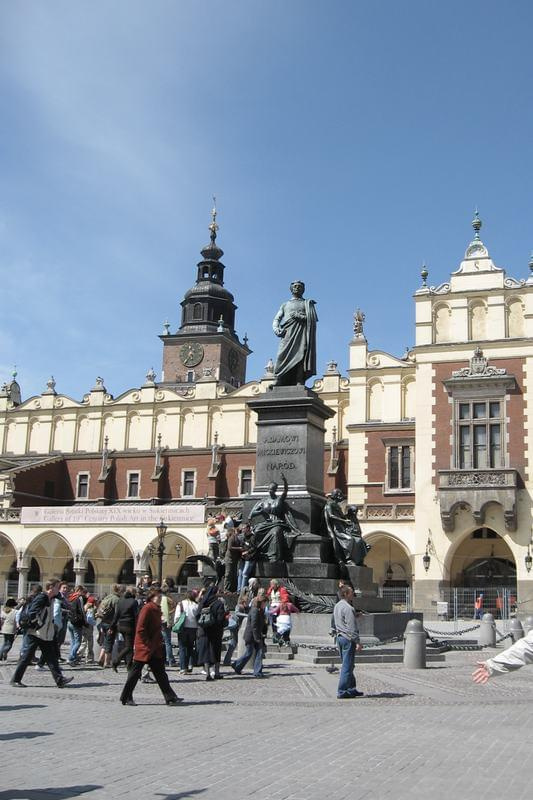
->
[240,468,253,495]
[386,444,412,491]
[77,473,89,499]
[127,472,140,498]
[456,399,504,470]
[182,470,195,497]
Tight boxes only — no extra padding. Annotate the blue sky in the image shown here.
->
[1,1,532,400]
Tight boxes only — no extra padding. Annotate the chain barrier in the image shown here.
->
[423,624,480,636]
[495,629,513,644]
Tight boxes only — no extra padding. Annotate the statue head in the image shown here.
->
[268,481,278,496]
[329,489,344,502]
[290,280,305,298]
[346,504,360,518]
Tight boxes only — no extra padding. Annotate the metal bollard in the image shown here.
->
[403,619,426,669]
[509,618,524,643]
[523,616,533,635]
[477,612,496,647]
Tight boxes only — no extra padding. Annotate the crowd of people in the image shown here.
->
[0,567,307,704]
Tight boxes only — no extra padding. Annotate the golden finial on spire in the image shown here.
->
[208,195,219,244]
[472,208,482,240]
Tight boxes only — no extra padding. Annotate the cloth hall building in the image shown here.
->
[1,211,533,617]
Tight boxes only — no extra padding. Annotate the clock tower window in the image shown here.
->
[187,370,195,383]
[193,303,202,320]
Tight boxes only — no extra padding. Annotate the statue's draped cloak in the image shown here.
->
[273,298,317,381]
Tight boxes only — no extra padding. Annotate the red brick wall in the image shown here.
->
[13,445,347,505]
[365,428,415,503]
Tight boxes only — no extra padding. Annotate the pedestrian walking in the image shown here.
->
[333,585,363,699]
[231,595,268,677]
[0,599,18,661]
[175,590,198,674]
[67,586,87,665]
[119,587,182,706]
[196,583,226,681]
[111,587,138,671]
[161,583,177,667]
[10,579,73,689]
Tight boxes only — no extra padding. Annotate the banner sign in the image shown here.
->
[20,505,205,526]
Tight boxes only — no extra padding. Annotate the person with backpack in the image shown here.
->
[175,589,199,674]
[10,579,73,689]
[195,583,226,681]
[96,584,122,667]
[67,585,87,665]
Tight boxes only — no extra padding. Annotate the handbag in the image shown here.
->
[172,603,186,633]
[198,605,215,628]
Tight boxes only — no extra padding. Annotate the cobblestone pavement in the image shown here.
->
[1,647,532,800]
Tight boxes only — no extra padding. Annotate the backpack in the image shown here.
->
[68,596,85,627]
[18,597,47,631]
[198,605,215,628]
[96,595,116,624]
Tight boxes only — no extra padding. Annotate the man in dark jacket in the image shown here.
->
[231,596,267,678]
[10,579,73,689]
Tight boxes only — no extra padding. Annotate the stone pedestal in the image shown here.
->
[243,385,334,533]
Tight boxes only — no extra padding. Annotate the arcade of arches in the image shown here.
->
[0,530,197,596]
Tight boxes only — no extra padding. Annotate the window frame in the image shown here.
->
[238,467,254,496]
[126,470,141,499]
[383,438,415,494]
[181,469,196,498]
[453,397,505,470]
[76,472,90,500]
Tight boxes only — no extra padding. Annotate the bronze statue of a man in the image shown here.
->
[272,280,317,387]
[324,490,371,567]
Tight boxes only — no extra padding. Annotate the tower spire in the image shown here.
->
[472,208,482,240]
[208,195,219,245]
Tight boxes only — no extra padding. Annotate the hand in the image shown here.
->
[356,642,363,652]
[472,661,490,684]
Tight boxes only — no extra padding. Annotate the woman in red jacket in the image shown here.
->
[119,588,182,706]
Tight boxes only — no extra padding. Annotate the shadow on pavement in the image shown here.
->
[0,785,102,799]
[0,704,48,711]
[155,791,207,799]
[0,731,54,741]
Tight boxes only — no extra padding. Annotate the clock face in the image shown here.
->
[228,348,239,371]
[180,342,204,368]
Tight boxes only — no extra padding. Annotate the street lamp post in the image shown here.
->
[155,518,167,586]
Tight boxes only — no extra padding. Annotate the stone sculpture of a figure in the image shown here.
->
[247,474,300,562]
[272,280,317,387]
[324,489,371,567]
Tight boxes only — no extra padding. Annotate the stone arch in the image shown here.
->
[434,303,451,343]
[469,299,487,340]
[506,296,525,338]
[28,418,48,453]
[364,531,413,586]
[0,532,18,593]
[144,530,198,587]
[52,416,68,452]
[367,379,383,421]
[193,302,203,320]
[444,525,516,589]
[208,406,223,445]
[25,530,75,584]
[126,412,142,449]
[401,376,416,420]
[5,420,18,454]
[180,408,195,448]
[337,400,349,439]
[102,413,120,450]
[76,415,92,451]
[83,531,135,589]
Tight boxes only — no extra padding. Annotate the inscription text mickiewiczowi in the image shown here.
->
[257,434,305,472]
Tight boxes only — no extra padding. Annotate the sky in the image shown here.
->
[1,1,532,401]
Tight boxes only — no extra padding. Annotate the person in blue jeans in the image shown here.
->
[333,585,363,699]
[231,596,267,678]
